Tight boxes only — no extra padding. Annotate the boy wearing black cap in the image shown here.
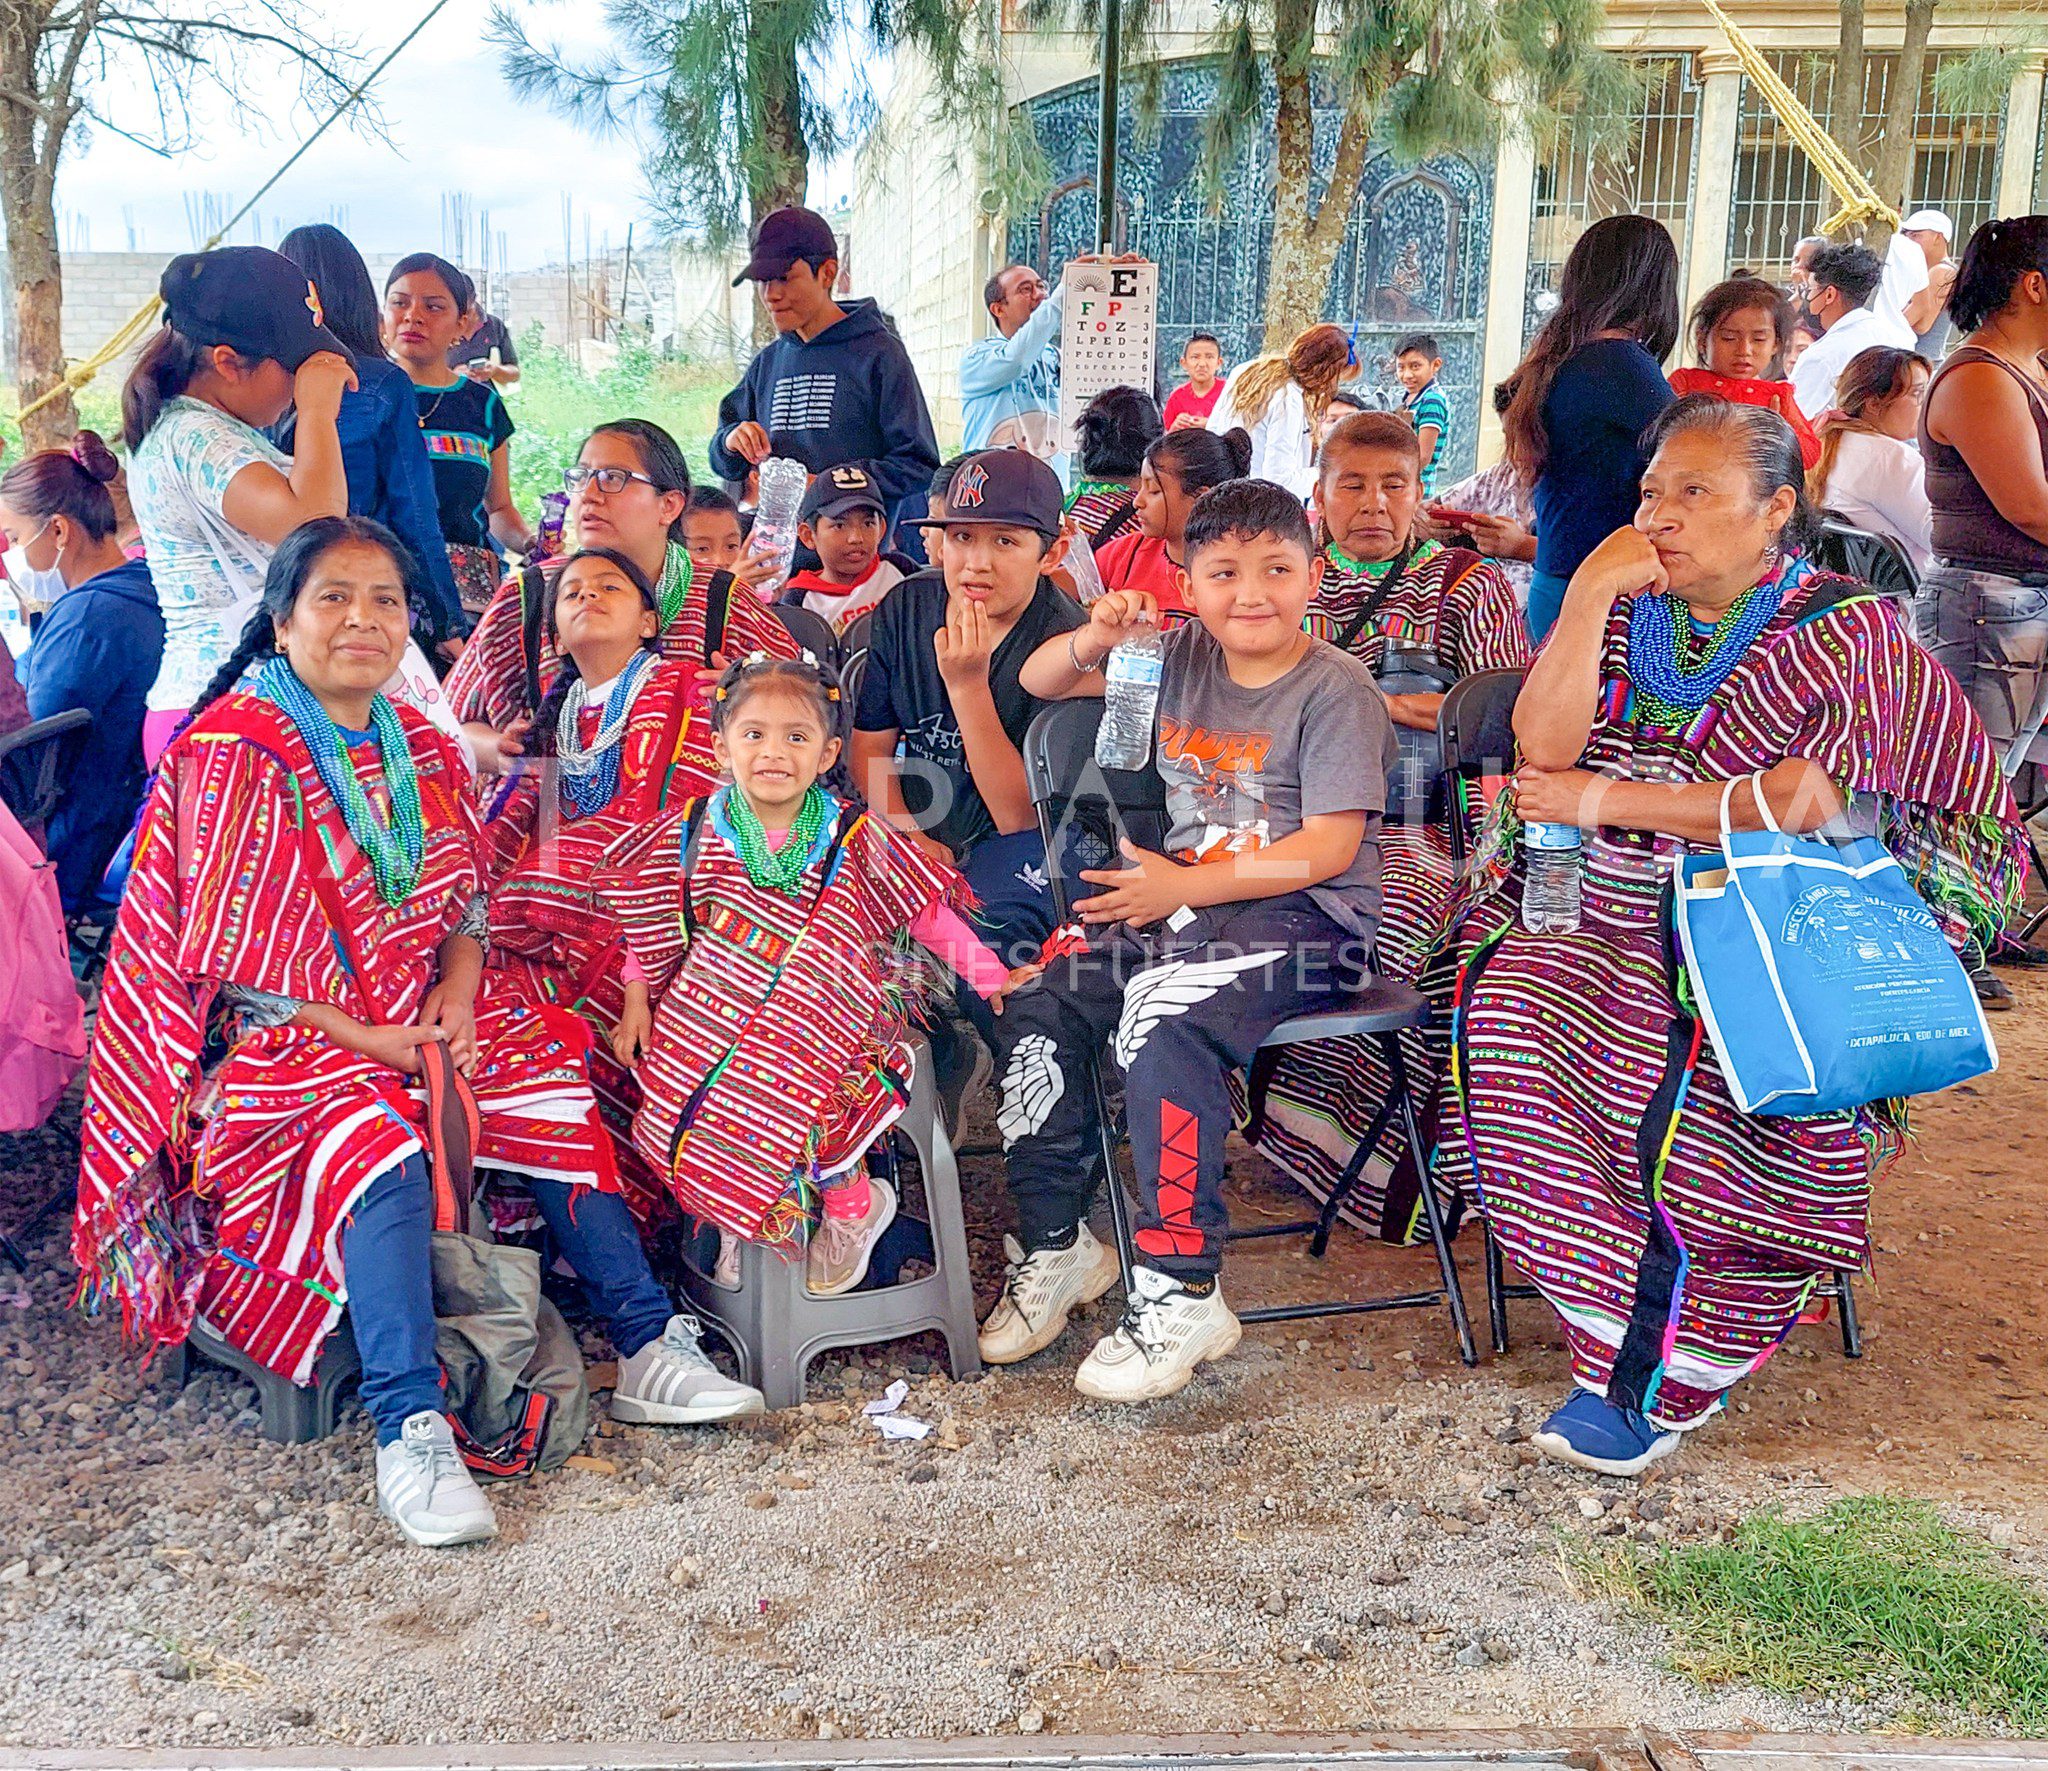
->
[781,463,918,632]
[850,450,1083,1036]
[709,207,940,536]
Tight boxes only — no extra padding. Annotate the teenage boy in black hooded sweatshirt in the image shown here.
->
[709,207,941,539]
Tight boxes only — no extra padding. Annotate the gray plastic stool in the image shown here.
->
[679,1040,983,1409]
[167,1313,363,1444]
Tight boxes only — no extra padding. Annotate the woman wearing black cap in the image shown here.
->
[122,244,360,760]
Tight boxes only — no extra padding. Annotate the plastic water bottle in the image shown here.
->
[1096,620,1165,770]
[1521,822,1583,934]
[748,456,808,600]
[1066,533,1107,605]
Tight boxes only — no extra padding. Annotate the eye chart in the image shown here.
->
[1058,259,1159,455]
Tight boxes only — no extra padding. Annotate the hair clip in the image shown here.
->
[740,649,772,667]
[826,685,841,702]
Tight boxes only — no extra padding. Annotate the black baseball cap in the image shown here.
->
[800,463,887,524]
[733,207,839,285]
[159,246,349,371]
[914,449,1064,540]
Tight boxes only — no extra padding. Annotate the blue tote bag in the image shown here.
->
[1673,775,1996,1116]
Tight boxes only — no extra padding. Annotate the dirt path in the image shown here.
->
[0,993,2039,1751]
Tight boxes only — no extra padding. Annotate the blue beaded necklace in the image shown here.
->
[1627,557,1788,725]
[257,656,425,906]
[557,647,660,819]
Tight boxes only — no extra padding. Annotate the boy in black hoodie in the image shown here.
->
[710,207,941,534]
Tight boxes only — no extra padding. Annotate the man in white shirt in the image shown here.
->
[959,265,1063,461]
[1791,243,1893,419]
[1897,210,1958,351]
[1873,230,1931,345]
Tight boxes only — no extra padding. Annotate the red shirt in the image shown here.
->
[1668,367,1822,469]
[1162,380,1224,429]
[1094,531,1191,613]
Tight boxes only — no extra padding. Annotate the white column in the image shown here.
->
[1996,51,2048,218]
[1479,128,1537,467]
[1685,49,1746,313]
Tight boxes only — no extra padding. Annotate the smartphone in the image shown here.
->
[1427,506,1489,528]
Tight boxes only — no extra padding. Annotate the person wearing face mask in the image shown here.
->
[0,434,163,911]
[121,246,359,760]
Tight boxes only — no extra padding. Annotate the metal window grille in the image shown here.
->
[1523,57,1702,342]
[1728,51,2007,285]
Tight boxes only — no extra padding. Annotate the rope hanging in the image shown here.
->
[15,0,454,427]
[1702,0,1901,238]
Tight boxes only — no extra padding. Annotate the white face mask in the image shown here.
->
[2,520,66,611]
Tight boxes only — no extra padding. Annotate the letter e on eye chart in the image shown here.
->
[1059,259,1161,456]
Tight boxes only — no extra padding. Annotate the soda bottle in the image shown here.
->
[748,456,808,600]
[1096,618,1165,771]
[1521,822,1584,934]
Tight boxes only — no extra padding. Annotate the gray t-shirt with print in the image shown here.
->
[1154,621,1396,943]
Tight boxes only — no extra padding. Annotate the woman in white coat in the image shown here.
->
[1208,322,1359,500]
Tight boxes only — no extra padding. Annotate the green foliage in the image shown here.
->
[487,0,1004,243]
[1576,1496,2048,1733]
[0,385,124,464]
[499,330,731,519]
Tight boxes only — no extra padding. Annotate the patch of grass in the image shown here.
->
[1574,1495,2048,1733]
[502,332,729,518]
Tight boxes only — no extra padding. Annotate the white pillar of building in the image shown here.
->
[1685,49,1747,314]
[1478,126,1537,466]
[1995,51,2048,218]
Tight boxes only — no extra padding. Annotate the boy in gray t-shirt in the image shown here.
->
[980,479,1396,1406]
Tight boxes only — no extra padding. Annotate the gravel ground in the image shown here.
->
[2,1029,2044,1753]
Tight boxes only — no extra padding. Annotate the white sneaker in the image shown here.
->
[375,1411,498,1549]
[611,1313,767,1424]
[1074,1264,1242,1403]
[977,1224,1121,1364]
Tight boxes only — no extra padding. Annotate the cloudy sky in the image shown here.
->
[49,0,862,269]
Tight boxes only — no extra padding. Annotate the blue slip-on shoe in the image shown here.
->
[1530,1388,1682,1478]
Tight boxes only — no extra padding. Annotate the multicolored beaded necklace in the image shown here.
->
[654,542,693,632]
[723,784,829,893]
[556,647,661,818]
[1626,560,1788,727]
[257,656,426,906]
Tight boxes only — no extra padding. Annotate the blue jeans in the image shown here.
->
[531,1180,674,1360]
[340,1156,444,1445]
[1526,570,1570,645]
[341,1163,673,1446]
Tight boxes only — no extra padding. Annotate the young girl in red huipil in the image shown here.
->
[1669,276,1822,468]
[602,653,1035,1296]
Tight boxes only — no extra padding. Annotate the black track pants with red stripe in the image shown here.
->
[992,895,1364,1278]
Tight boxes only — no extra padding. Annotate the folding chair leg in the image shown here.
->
[1485,1226,1511,1356]
[1309,1089,1400,1259]
[1087,1058,1136,1301]
[1384,1034,1477,1366]
[0,1235,25,1278]
[1836,1270,1863,1359]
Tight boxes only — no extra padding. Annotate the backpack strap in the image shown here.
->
[517,565,549,714]
[1788,568,1880,629]
[703,568,738,666]
[1090,502,1141,554]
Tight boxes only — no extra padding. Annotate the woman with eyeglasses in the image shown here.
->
[384,252,534,614]
[444,418,796,776]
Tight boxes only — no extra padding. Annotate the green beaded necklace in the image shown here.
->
[724,785,830,893]
[654,542,693,632]
[1325,543,1397,579]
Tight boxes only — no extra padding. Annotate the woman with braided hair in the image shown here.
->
[599,650,1034,1296]
[76,517,764,1553]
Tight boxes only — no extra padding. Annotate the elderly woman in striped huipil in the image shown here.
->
[1449,398,2022,1477]
[75,518,764,1556]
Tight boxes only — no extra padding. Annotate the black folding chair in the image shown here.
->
[771,602,842,670]
[1814,519,1921,605]
[1435,673,1863,1359]
[839,609,874,713]
[1021,699,1478,1363]
[0,708,91,835]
